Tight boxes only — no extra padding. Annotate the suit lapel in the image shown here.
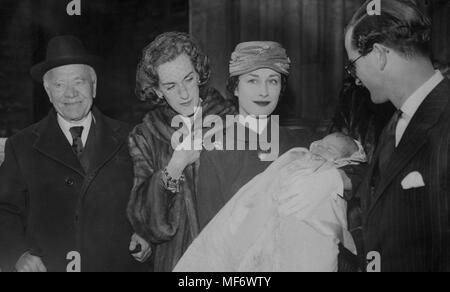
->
[360,117,393,214]
[367,79,450,217]
[33,110,85,176]
[360,141,381,214]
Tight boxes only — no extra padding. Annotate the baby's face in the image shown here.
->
[310,134,354,161]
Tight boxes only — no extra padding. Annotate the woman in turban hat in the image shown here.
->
[196,41,315,230]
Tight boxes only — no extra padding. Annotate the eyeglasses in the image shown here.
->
[345,54,364,79]
[345,48,375,80]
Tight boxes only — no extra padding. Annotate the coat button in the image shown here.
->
[65,178,75,187]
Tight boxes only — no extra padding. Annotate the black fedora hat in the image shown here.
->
[30,35,101,83]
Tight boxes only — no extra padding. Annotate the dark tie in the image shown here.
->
[69,126,84,158]
[378,109,402,172]
[370,110,403,201]
[370,109,402,193]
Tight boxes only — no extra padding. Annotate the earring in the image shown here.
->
[154,90,163,100]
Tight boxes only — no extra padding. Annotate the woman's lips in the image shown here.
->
[253,101,271,107]
[180,100,193,106]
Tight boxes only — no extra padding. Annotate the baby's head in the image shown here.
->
[310,133,359,162]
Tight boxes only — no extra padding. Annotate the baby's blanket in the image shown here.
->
[174,148,356,272]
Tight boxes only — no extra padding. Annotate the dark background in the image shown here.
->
[0,0,449,137]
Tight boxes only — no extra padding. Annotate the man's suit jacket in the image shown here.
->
[356,79,450,272]
[0,107,142,272]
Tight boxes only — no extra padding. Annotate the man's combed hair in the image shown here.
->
[347,0,432,58]
[135,32,211,107]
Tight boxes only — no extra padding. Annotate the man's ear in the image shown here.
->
[43,80,53,103]
[373,43,388,71]
[92,77,97,98]
[91,70,98,98]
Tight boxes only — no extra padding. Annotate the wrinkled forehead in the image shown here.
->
[45,64,94,81]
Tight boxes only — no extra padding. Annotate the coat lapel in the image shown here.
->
[367,79,450,217]
[33,109,85,176]
[84,107,124,175]
[32,107,126,180]
[78,107,127,199]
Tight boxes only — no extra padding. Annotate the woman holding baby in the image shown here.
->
[176,41,367,272]
[128,33,364,272]
[197,41,316,230]
[176,131,366,272]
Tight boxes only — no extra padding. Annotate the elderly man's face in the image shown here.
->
[44,64,97,122]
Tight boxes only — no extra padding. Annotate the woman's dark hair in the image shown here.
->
[346,0,432,58]
[226,74,289,108]
[135,32,211,108]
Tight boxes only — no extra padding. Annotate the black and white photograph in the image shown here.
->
[0,0,450,275]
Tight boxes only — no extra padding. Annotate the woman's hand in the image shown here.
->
[167,126,201,179]
[129,233,152,263]
[167,150,200,179]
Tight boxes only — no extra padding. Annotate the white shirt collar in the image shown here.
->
[400,70,444,120]
[238,115,269,135]
[57,112,93,146]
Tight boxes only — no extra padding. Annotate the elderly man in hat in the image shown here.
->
[0,35,150,272]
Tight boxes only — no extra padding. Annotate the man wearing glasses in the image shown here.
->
[341,0,450,272]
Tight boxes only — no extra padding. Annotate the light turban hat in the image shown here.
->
[229,41,291,77]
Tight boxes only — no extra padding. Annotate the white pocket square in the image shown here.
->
[401,171,426,190]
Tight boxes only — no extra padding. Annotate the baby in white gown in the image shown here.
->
[174,133,366,272]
